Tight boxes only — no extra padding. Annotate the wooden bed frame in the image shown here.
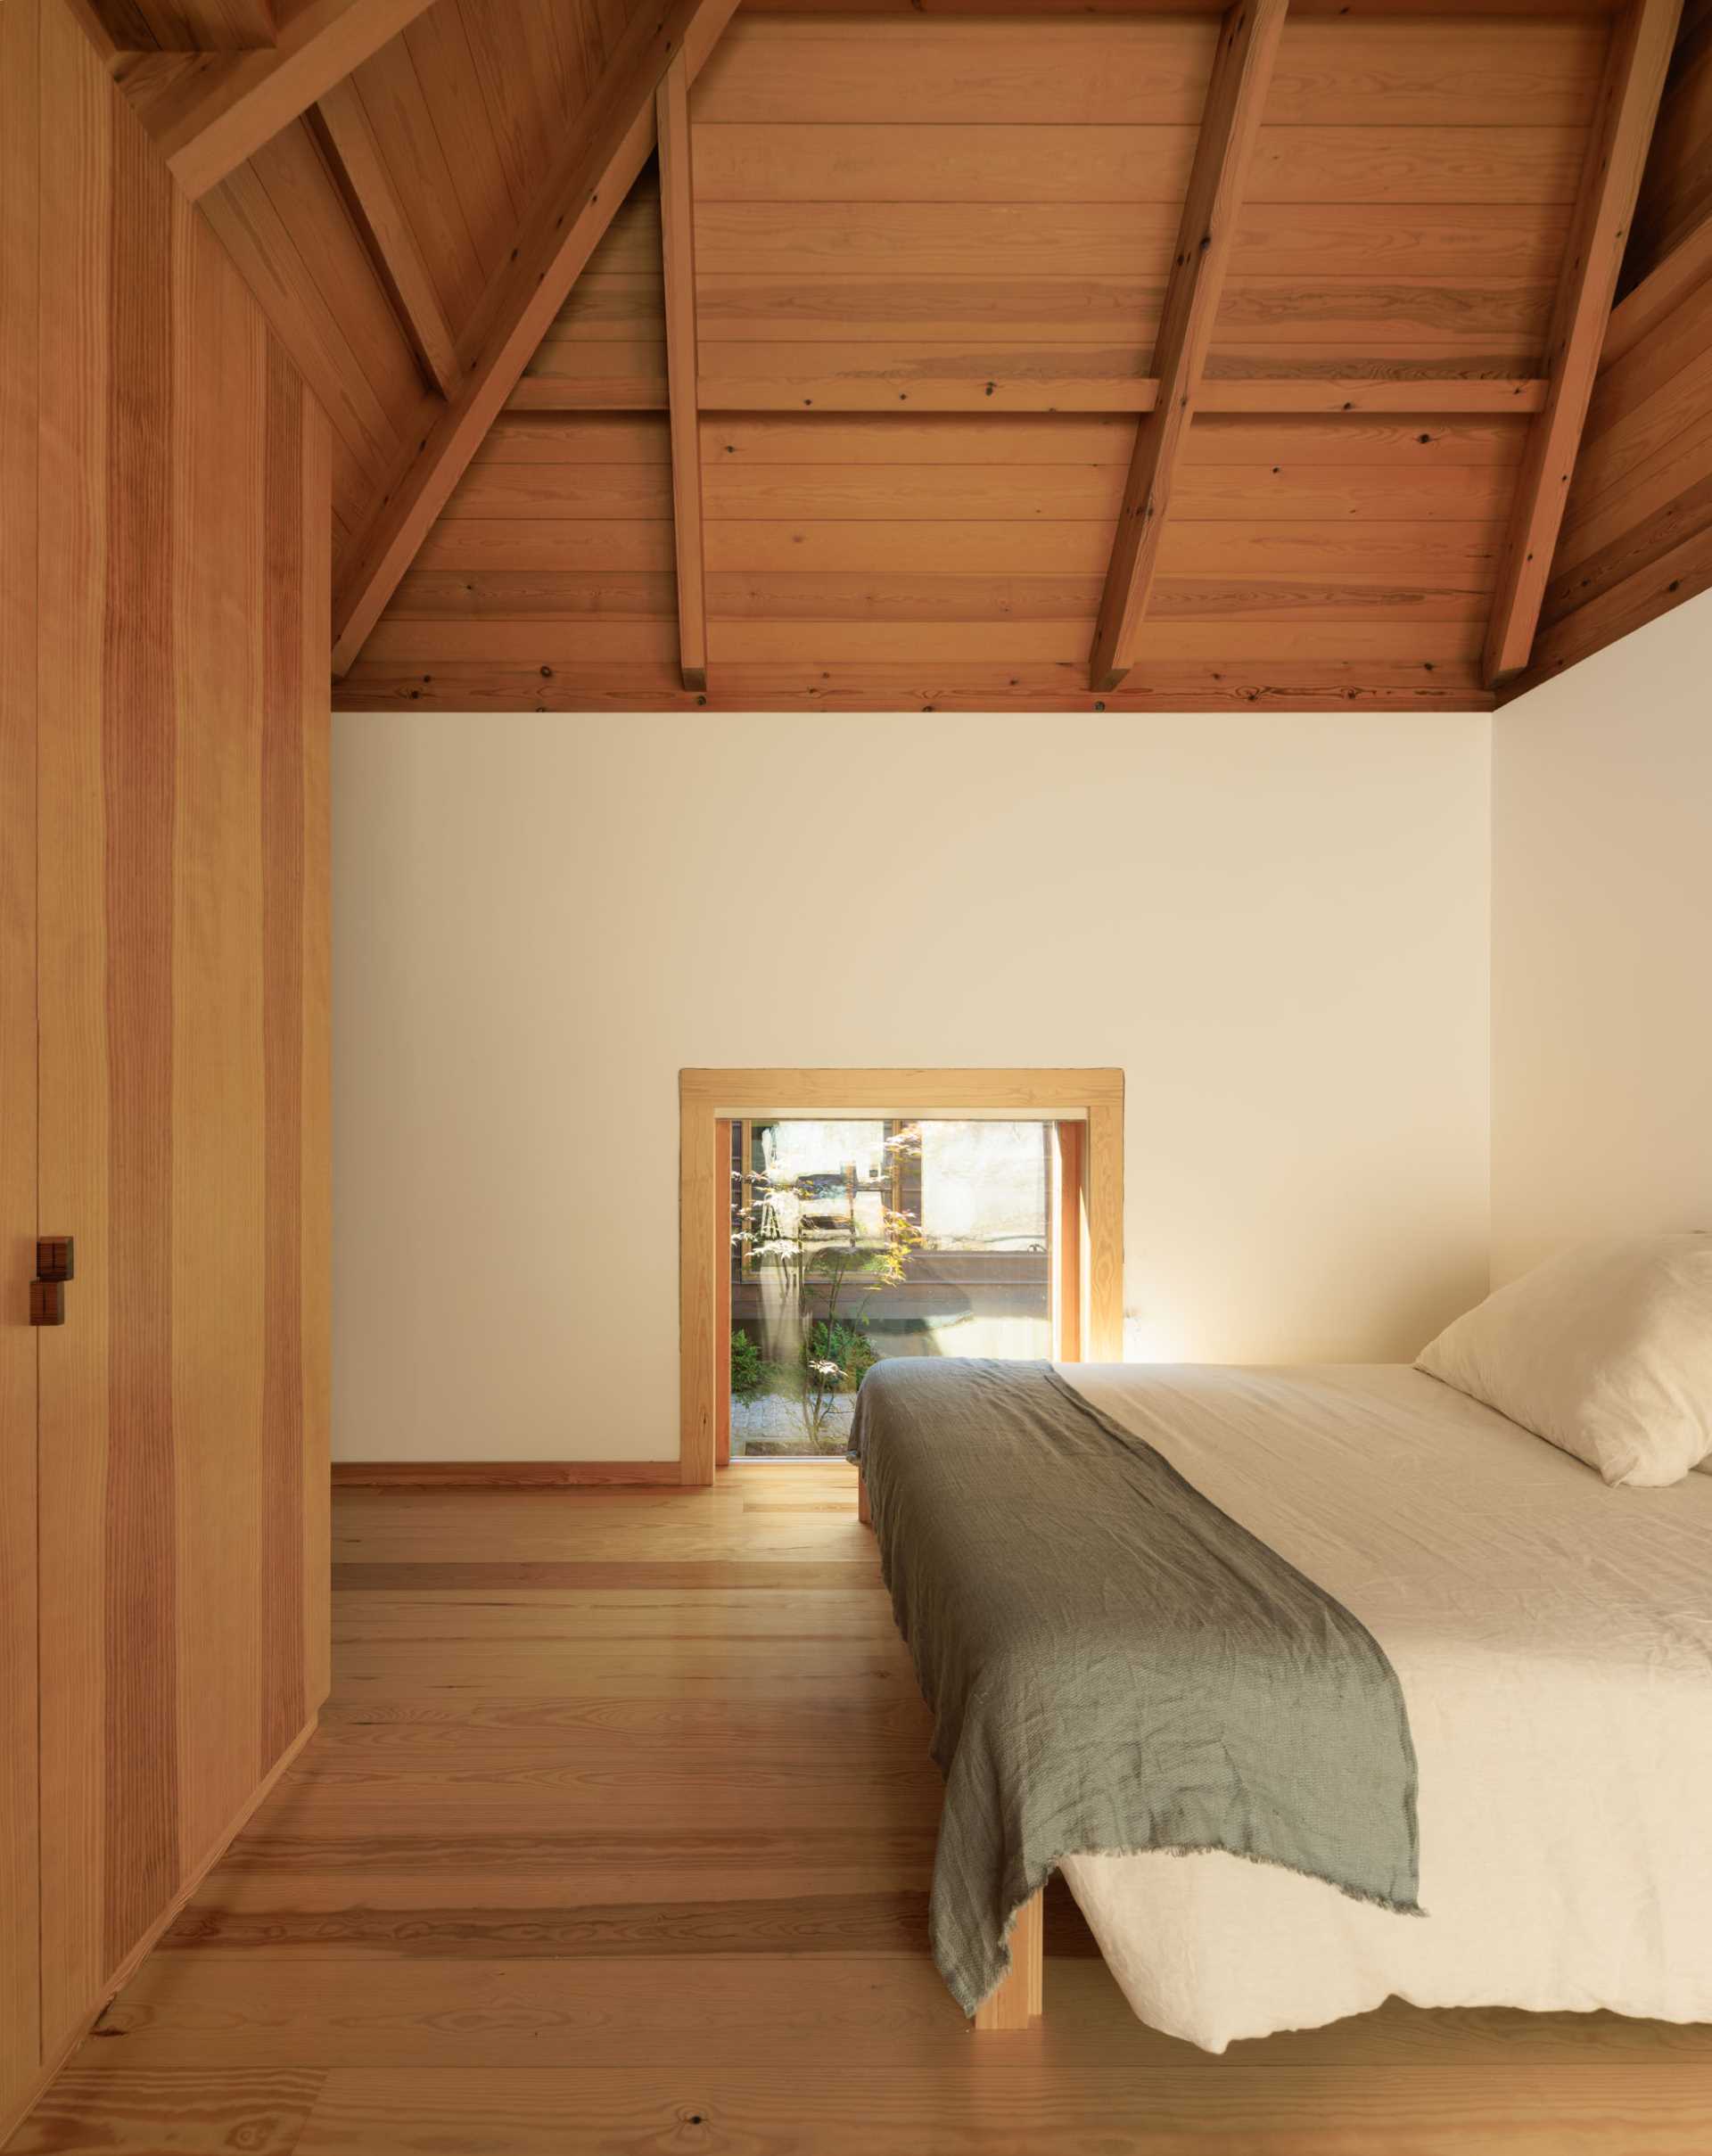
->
[976,1889,1045,2032]
[860,1471,1045,2031]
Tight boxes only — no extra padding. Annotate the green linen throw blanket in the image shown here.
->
[849,1358,1421,2016]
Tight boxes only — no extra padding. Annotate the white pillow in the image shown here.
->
[1417,1233,1712,1488]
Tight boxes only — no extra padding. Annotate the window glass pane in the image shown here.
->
[920,1122,1049,1250]
[730,1116,1053,1459]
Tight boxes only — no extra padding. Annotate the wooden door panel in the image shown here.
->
[0,0,42,2130]
[31,4,332,2061]
[36,0,118,2045]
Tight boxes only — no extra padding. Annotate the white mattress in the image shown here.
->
[1054,1362,1712,2053]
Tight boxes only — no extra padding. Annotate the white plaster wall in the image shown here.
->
[1492,589,1712,1283]
[333,710,1492,1461]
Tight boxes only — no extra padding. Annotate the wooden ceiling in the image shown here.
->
[68,0,1712,710]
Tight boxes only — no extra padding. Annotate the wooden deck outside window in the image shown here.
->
[679,1069,1124,1487]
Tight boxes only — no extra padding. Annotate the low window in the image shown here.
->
[679,1070,1123,1483]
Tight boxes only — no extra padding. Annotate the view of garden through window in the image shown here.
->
[729,1119,1052,1457]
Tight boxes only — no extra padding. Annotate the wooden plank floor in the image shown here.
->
[16,1461,1712,2154]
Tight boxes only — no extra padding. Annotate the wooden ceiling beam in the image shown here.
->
[111,0,440,201]
[329,0,742,679]
[1482,0,1684,687]
[506,376,1552,416]
[1089,0,1289,693]
[658,49,707,695]
[309,78,462,401]
[743,0,1620,12]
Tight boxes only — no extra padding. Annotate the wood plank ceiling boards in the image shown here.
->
[61,0,1709,709]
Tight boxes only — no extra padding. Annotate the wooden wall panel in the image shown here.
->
[36,0,118,2042]
[18,0,333,2102]
[0,0,43,2131]
[168,178,268,1880]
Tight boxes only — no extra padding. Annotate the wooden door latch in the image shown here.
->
[29,1236,74,1326]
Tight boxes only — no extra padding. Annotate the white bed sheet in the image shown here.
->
[1053,1362,1712,2053]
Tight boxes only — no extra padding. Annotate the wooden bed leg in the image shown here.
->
[973,1889,1043,2031]
[858,1472,872,1527]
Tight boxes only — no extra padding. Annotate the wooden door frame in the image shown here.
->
[679,1068,1124,1487]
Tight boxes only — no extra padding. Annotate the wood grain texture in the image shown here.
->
[309,78,462,399]
[194,128,424,540]
[61,0,1685,712]
[713,1120,732,1470]
[1483,0,1684,683]
[678,1091,720,1489]
[692,201,1576,282]
[15,10,332,2127]
[28,1468,1712,2153]
[689,123,1588,209]
[1090,0,1288,690]
[1501,510,1712,696]
[1603,191,1712,359]
[69,0,1687,719]
[658,48,708,690]
[261,340,311,1773]
[2,1721,320,2154]
[1519,11,1712,693]
[323,8,1627,710]
[695,15,1608,128]
[90,2,644,602]
[100,86,183,1978]
[1627,0,1712,276]
[329,0,743,676]
[113,0,444,201]
[973,1889,1043,2031]
[335,662,1496,713]
[680,1071,1122,1482]
[0,0,43,2135]
[1054,1121,1084,1362]
[331,1461,682,1487]
[740,0,1626,14]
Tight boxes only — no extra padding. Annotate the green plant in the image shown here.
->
[809,1319,878,1388]
[730,1327,765,1403]
[733,1127,926,1451]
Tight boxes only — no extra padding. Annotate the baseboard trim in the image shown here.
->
[332,1460,681,1488]
[1,1712,318,2152]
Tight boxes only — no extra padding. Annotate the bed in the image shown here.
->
[853,1355,1712,2052]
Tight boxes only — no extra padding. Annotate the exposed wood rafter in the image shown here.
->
[1601,202,1712,363]
[1482,0,1684,687]
[530,376,1553,418]
[111,0,441,200]
[329,0,742,679]
[1088,0,1289,694]
[310,78,462,401]
[740,0,1626,12]
[658,48,708,694]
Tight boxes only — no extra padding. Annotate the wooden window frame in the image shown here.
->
[679,1069,1124,1487]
